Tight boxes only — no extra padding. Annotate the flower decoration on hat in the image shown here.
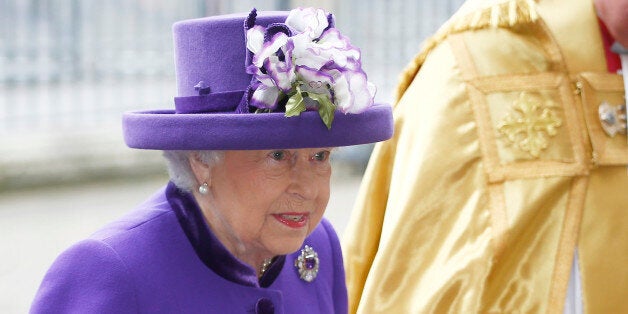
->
[243,7,376,129]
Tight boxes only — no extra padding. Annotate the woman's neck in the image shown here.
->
[195,191,274,276]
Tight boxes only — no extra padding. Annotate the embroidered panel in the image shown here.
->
[465,73,588,182]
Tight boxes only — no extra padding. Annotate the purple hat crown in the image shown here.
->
[240,7,376,129]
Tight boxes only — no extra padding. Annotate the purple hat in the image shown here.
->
[122,8,393,150]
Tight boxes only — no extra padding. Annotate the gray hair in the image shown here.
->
[162,150,224,192]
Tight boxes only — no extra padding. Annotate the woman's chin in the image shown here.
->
[268,237,307,256]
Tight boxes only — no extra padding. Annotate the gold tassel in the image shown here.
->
[395,0,540,102]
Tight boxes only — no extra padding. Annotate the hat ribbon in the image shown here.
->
[174,90,246,114]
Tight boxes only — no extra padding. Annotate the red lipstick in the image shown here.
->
[273,213,309,228]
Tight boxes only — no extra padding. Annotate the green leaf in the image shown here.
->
[309,93,336,129]
[285,88,306,117]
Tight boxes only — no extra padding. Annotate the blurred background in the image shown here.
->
[0,0,463,312]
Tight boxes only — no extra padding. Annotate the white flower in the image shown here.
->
[251,32,289,68]
[285,7,329,39]
[316,29,361,70]
[244,7,376,123]
[291,29,360,72]
[296,65,333,97]
[332,69,376,114]
[248,31,296,96]
[246,25,265,54]
[251,84,280,110]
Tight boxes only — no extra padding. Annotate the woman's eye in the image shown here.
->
[312,150,330,161]
[270,150,286,161]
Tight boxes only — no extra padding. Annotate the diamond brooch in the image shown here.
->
[294,245,319,282]
[598,102,627,137]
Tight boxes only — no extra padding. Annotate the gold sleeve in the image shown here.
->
[344,39,496,313]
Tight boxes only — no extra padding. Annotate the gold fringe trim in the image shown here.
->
[395,0,539,102]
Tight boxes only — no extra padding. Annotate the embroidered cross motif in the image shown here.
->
[497,92,562,158]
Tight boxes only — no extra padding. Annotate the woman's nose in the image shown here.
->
[287,157,318,200]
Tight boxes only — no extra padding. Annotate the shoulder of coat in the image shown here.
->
[396,0,541,101]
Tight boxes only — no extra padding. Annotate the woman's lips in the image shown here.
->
[272,213,309,228]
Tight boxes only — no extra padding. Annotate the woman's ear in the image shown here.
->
[188,152,210,186]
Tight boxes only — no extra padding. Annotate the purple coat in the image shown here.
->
[31,183,348,313]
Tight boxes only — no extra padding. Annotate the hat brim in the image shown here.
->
[122,104,393,150]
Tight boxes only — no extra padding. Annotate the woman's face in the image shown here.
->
[199,148,332,262]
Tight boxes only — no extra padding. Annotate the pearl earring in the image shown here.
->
[198,182,209,195]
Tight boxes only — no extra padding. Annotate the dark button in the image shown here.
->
[255,297,275,314]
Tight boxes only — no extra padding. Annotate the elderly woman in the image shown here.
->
[30,7,392,314]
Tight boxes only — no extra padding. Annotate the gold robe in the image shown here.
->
[343,0,628,313]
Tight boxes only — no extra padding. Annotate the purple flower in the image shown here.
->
[246,28,296,108]
[263,39,295,92]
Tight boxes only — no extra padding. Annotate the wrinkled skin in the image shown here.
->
[189,148,332,276]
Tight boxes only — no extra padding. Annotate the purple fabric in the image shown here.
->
[123,104,392,150]
[122,10,393,150]
[166,181,284,287]
[264,23,292,42]
[173,12,288,97]
[30,186,348,313]
[244,9,259,68]
[174,91,245,114]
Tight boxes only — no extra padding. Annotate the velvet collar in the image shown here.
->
[165,182,285,288]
